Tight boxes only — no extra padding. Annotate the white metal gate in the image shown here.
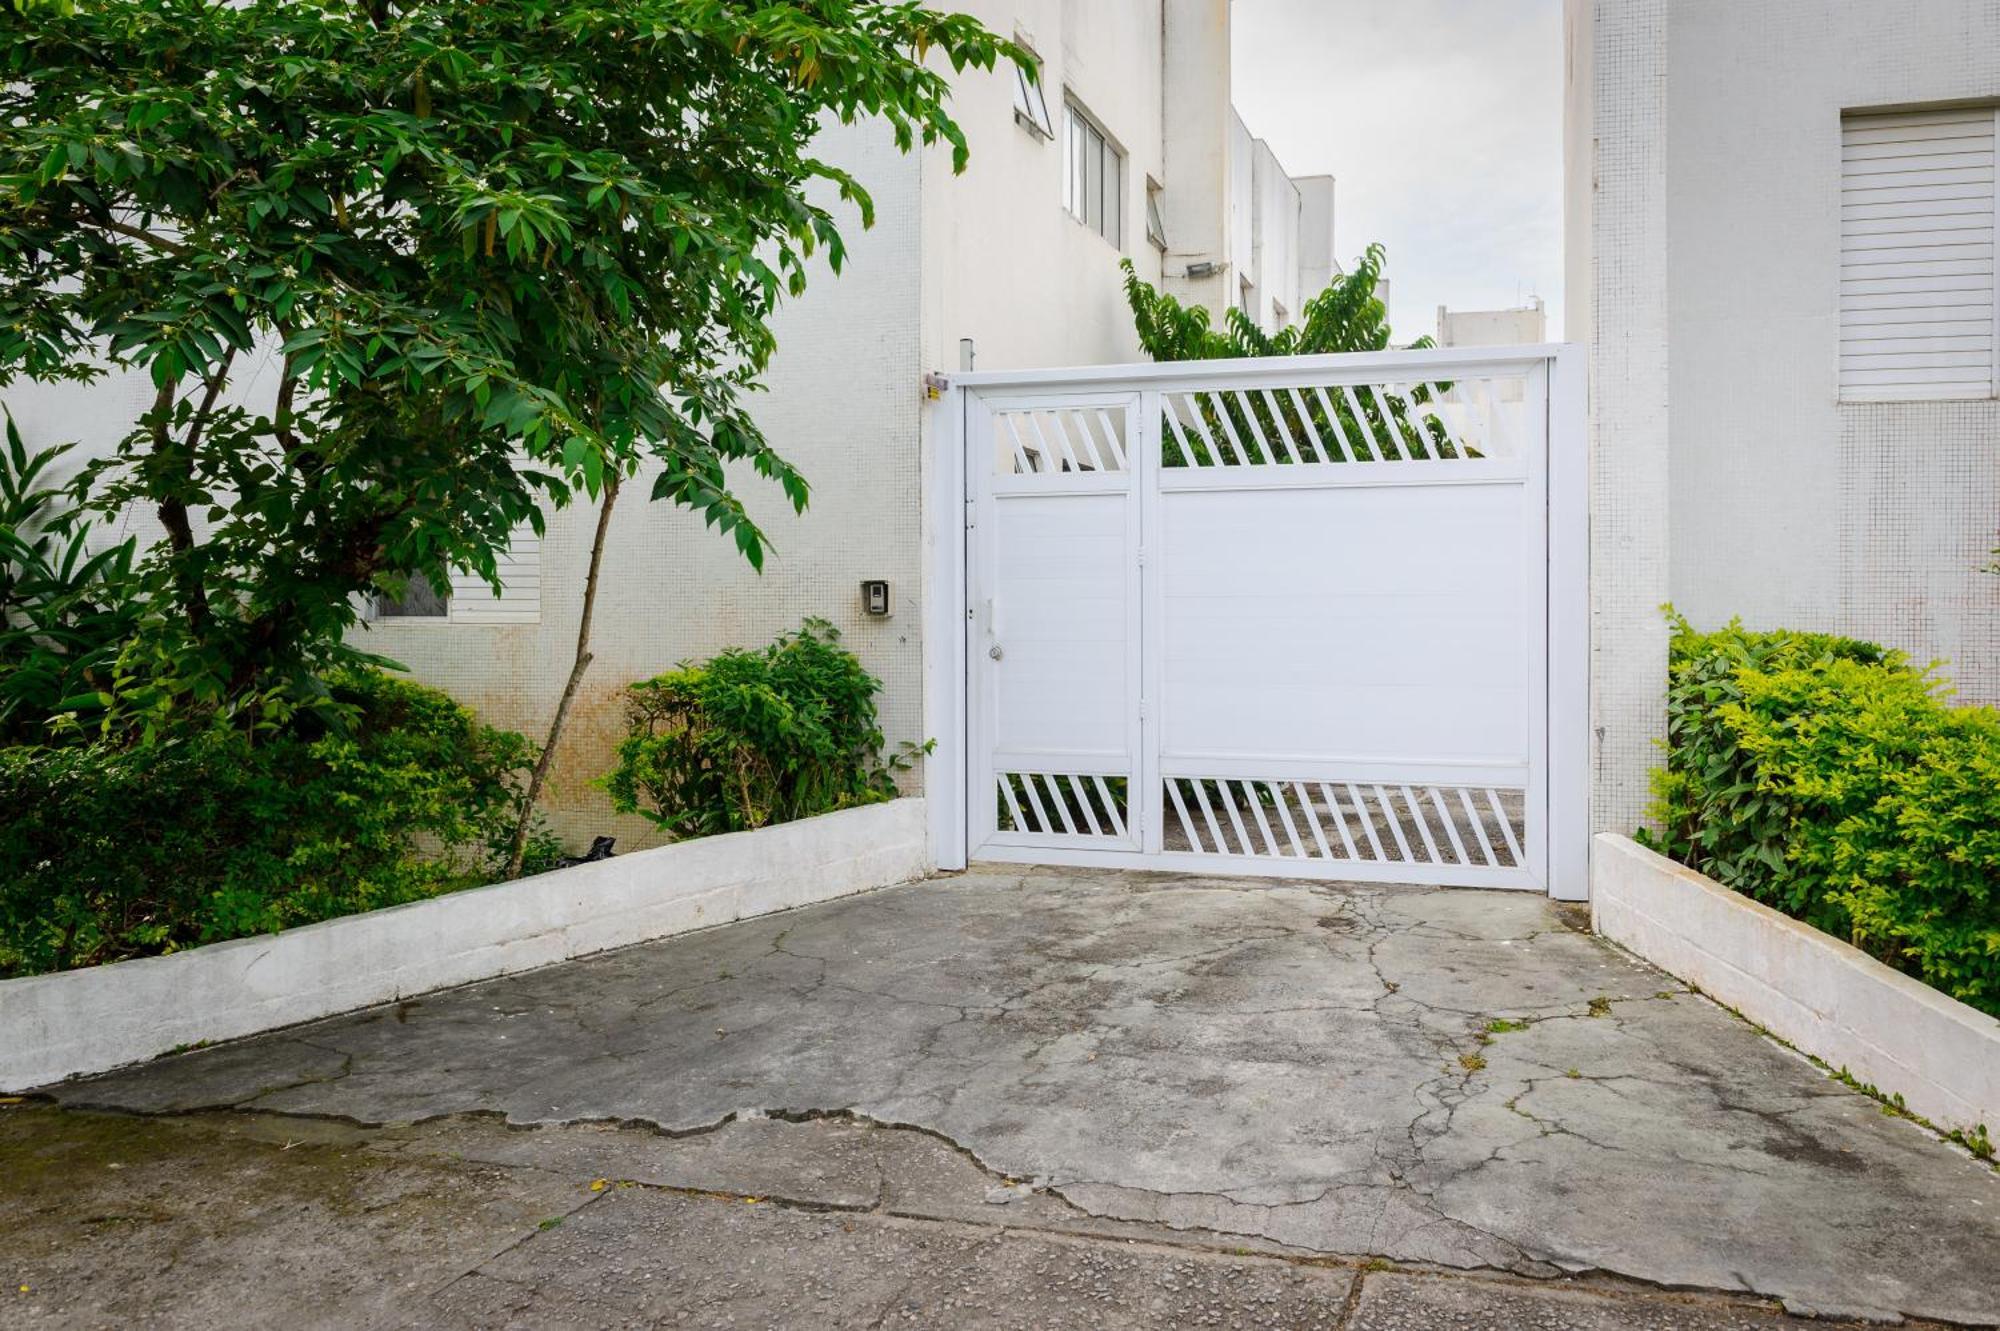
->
[932,347,1587,898]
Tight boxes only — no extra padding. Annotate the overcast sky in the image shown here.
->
[1230,0,1564,341]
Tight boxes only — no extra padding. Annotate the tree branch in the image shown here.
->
[73,213,194,258]
[506,469,620,878]
[182,348,235,456]
[147,377,212,634]
[273,323,301,460]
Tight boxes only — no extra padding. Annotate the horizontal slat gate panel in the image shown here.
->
[1841,107,1999,401]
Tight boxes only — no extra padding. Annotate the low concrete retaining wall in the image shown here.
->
[1,798,930,1092]
[1592,832,1998,1139]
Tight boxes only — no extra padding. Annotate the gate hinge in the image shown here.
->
[923,371,951,401]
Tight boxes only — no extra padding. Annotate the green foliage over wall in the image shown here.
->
[1120,243,1428,362]
[1119,245,1462,468]
[1643,613,2000,1017]
[602,619,905,839]
[0,668,543,977]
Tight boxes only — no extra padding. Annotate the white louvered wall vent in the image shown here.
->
[447,527,542,625]
[1840,107,2000,401]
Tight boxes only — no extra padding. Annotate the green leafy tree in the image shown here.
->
[0,1,1019,730]
[1120,242,1429,361]
[1120,244,1458,467]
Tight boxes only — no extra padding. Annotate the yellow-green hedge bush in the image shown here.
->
[1643,614,2000,1017]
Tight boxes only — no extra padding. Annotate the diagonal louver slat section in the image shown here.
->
[1152,370,1521,470]
[1159,777,1527,869]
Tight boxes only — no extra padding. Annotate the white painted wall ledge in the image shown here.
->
[1592,832,1999,1139]
[0,797,930,1093]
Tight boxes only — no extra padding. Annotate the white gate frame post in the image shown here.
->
[924,380,969,872]
[1136,389,1165,855]
[1547,344,1591,901]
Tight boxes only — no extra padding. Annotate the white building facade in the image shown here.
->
[1567,0,2000,834]
[1436,299,1547,349]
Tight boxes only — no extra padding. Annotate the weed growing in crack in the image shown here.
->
[1594,964,1993,1170]
[1458,1053,1487,1072]
[1565,1068,1582,1079]
[1828,1066,1995,1166]
[1951,1123,1994,1162]
[1704,989,1998,1171]
[1486,1018,1531,1035]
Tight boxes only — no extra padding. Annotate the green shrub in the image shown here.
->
[0,410,142,743]
[1643,613,2000,1016]
[601,619,903,838]
[0,669,537,977]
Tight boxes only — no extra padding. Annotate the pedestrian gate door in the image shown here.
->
[939,347,1586,897]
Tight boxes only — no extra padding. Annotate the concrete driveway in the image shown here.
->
[8,866,1998,1328]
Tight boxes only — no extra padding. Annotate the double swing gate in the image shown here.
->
[939,346,1586,897]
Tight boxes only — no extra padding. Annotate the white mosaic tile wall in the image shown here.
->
[1840,402,2000,700]
[1583,0,1674,837]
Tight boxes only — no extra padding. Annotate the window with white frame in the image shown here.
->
[1145,178,1168,251]
[1011,52,1052,139]
[371,528,542,625]
[1063,99,1122,248]
[1840,106,2000,401]
[375,571,448,619]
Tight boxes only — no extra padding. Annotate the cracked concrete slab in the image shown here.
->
[1346,1271,1852,1330]
[34,867,2000,1325]
[0,1105,585,1329]
[432,1187,1361,1330]
[0,1103,1949,1330]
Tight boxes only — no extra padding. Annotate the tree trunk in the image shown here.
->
[506,469,620,879]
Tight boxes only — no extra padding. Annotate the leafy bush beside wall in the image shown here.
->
[0,411,141,743]
[602,619,902,839]
[0,669,540,977]
[1643,614,2000,1017]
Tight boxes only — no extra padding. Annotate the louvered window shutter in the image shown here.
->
[448,527,542,625]
[1840,107,2000,401]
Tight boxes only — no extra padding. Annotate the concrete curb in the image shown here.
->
[1,798,931,1092]
[1591,831,1998,1138]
